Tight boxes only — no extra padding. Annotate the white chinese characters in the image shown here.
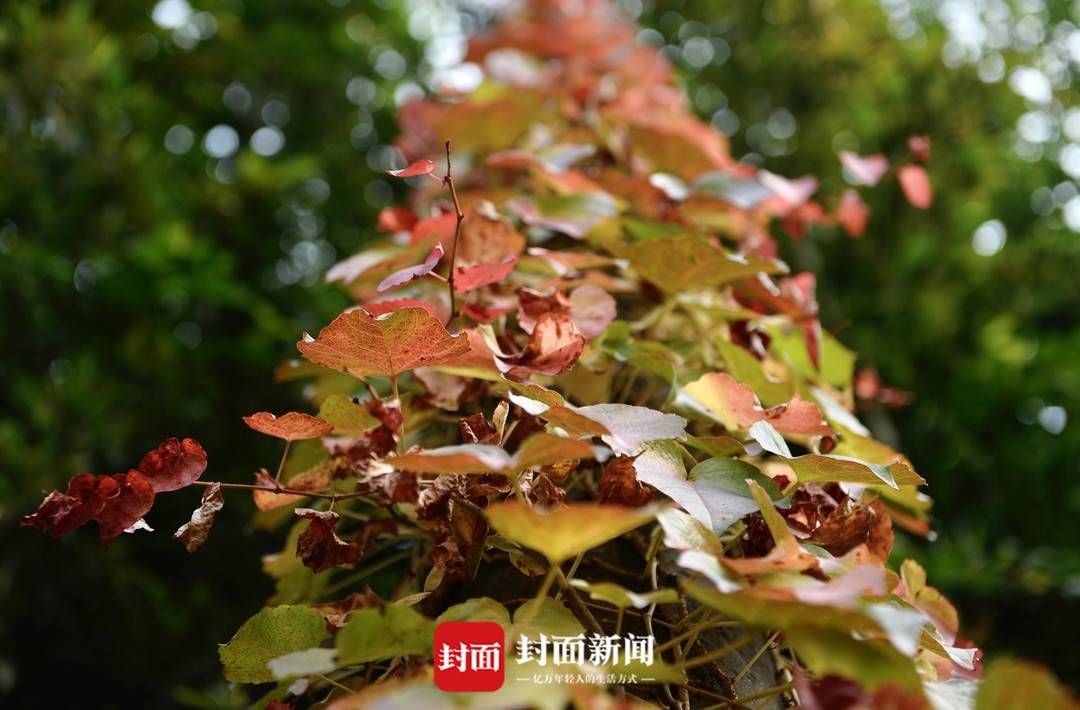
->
[515,633,654,667]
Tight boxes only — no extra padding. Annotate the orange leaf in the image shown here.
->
[684,372,832,437]
[243,411,334,441]
[297,306,469,378]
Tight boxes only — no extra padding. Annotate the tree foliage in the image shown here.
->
[14,0,1079,707]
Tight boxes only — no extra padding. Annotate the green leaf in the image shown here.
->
[569,579,678,609]
[316,393,379,435]
[218,605,328,683]
[485,501,657,563]
[436,597,511,628]
[748,421,924,489]
[785,628,921,690]
[976,659,1078,709]
[335,605,435,665]
[512,597,584,638]
[635,442,784,534]
[612,234,786,294]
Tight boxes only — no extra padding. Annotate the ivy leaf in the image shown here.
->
[436,597,511,627]
[363,298,438,319]
[335,604,435,665]
[512,597,584,638]
[385,159,435,178]
[839,151,889,186]
[316,394,380,435]
[218,605,329,684]
[453,256,518,292]
[613,234,786,294]
[297,307,469,378]
[635,444,784,534]
[243,411,334,441]
[748,421,924,489]
[683,372,832,437]
[174,482,224,553]
[569,580,678,609]
[574,403,687,455]
[485,501,657,563]
[137,437,208,493]
[377,242,444,292]
[785,628,922,691]
[898,164,932,209]
[384,433,594,475]
[295,508,363,573]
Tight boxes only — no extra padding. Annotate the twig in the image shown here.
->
[274,439,292,484]
[191,479,371,503]
[443,141,466,323]
[390,373,405,453]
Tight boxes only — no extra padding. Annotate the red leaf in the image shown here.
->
[385,159,436,178]
[295,508,363,572]
[137,437,208,493]
[243,412,334,441]
[453,256,517,292]
[836,189,870,238]
[684,372,833,437]
[898,164,932,209]
[94,471,155,541]
[377,242,444,292]
[23,471,156,542]
[568,284,617,339]
[839,151,889,186]
[363,298,438,319]
[377,206,418,233]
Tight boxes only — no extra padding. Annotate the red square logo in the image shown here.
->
[433,621,505,692]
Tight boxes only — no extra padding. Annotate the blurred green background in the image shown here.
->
[1,0,1077,706]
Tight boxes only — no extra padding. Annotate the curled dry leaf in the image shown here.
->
[597,455,654,507]
[385,159,436,178]
[295,508,363,573]
[175,482,225,553]
[298,306,469,379]
[243,411,334,442]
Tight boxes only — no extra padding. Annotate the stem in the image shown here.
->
[274,439,292,485]
[554,551,585,601]
[443,140,465,323]
[321,548,413,597]
[681,634,755,670]
[656,620,741,653]
[317,674,352,694]
[390,373,405,454]
[732,631,779,685]
[191,479,371,504]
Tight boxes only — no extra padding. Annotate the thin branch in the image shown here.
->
[273,439,292,485]
[443,140,465,323]
[191,479,372,504]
